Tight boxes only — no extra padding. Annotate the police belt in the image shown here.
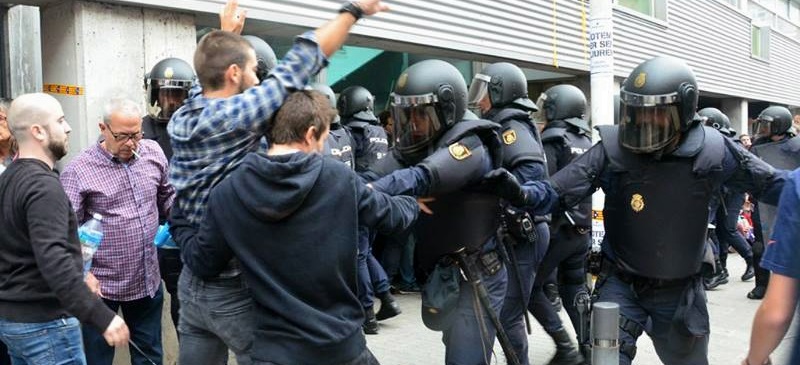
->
[443,248,503,278]
[602,259,691,288]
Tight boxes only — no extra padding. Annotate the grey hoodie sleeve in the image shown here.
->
[356,179,419,235]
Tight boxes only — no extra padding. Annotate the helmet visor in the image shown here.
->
[157,87,188,120]
[619,104,681,153]
[467,73,491,109]
[391,93,443,152]
[753,117,773,139]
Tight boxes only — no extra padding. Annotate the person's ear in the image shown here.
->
[226,64,241,84]
[305,126,317,145]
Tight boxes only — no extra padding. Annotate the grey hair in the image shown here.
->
[0,98,12,114]
[102,97,142,125]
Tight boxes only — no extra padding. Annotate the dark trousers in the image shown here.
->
[0,341,10,365]
[499,222,549,365]
[357,227,390,308]
[254,348,380,365]
[751,203,770,288]
[596,273,708,365]
[442,262,507,365]
[158,248,182,329]
[83,286,164,365]
[715,192,753,267]
[530,224,591,341]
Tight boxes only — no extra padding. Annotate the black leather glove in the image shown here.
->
[481,168,527,207]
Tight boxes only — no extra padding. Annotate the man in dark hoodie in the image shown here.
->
[171,90,419,365]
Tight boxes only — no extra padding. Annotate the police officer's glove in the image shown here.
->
[481,168,528,207]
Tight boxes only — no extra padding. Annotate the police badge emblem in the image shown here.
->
[448,142,472,161]
[630,193,645,212]
[502,129,517,145]
[634,72,646,88]
[164,67,174,79]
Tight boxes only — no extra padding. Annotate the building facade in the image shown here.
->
[1,0,799,158]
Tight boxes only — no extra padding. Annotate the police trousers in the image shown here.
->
[595,271,709,365]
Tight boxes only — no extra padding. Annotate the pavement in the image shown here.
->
[114,255,797,365]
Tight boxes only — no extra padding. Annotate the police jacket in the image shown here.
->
[486,108,549,222]
[343,118,389,173]
[143,115,173,160]
[370,118,504,270]
[323,122,355,169]
[545,125,784,279]
[541,120,593,229]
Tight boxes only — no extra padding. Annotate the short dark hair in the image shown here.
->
[268,90,336,144]
[194,30,251,90]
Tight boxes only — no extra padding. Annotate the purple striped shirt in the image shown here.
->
[61,140,174,301]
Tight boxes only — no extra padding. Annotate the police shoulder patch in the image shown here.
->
[448,142,472,161]
[502,129,517,145]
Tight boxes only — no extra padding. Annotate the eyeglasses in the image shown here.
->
[106,124,144,142]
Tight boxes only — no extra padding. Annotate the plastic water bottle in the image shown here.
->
[79,213,103,275]
[154,223,177,249]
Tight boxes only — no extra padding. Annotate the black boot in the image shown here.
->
[747,286,766,300]
[375,291,401,321]
[579,344,591,365]
[545,328,584,365]
[363,306,379,334]
[742,257,755,281]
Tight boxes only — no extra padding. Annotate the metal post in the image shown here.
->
[591,301,619,365]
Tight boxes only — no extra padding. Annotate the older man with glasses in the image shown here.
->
[61,97,175,365]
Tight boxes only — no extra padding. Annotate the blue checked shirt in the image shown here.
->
[168,32,328,226]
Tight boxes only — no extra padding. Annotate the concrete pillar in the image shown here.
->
[7,5,42,98]
[721,98,749,136]
[40,0,195,161]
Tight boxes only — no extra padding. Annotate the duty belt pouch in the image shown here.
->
[421,261,461,331]
[671,277,710,338]
[479,251,502,276]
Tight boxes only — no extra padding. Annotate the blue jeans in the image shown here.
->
[83,286,163,365]
[0,317,86,365]
[596,273,709,365]
[177,268,253,365]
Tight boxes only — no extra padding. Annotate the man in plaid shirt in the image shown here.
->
[167,1,390,364]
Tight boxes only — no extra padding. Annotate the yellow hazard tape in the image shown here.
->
[44,84,84,96]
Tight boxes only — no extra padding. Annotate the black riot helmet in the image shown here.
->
[391,59,468,164]
[540,84,589,133]
[698,107,735,137]
[754,106,793,138]
[338,85,378,123]
[242,35,277,84]
[145,57,195,121]
[309,82,340,124]
[619,56,699,154]
[468,62,538,114]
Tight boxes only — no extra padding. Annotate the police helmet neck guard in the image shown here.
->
[338,86,378,123]
[391,59,467,164]
[698,107,735,137]
[754,106,793,139]
[145,57,195,121]
[618,56,698,154]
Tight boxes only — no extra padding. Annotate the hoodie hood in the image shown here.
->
[231,152,323,222]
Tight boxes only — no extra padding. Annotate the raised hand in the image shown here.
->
[220,0,247,34]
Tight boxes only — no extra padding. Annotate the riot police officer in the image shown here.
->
[142,57,194,329]
[369,59,522,365]
[467,62,549,365]
[309,82,355,168]
[698,108,755,286]
[512,56,785,365]
[747,105,800,299]
[338,85,399,333]
[143,57,194,159]
[339,85,389,172]
[527,84,592,365]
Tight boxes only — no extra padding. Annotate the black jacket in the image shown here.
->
[0,159,115,331]
[172,151,417,365]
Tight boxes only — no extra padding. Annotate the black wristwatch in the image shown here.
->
[339,1,364,21]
